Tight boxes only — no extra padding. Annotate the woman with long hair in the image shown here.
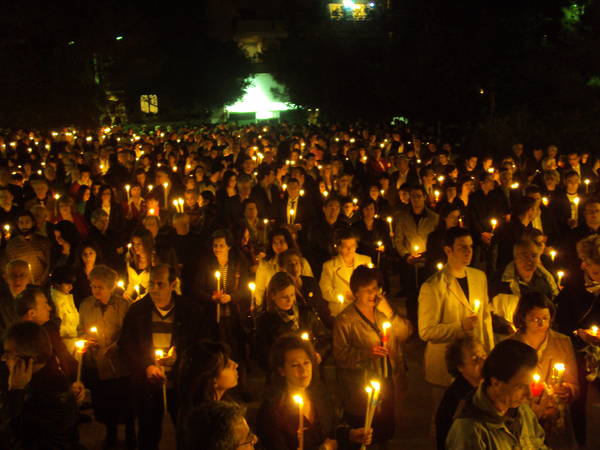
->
[125,227,155,302]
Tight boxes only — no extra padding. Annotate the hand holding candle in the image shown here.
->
[490,218,497,231]
[473,299,481,314]
[360,380,381,450]
[293,394,304,450]
[155,349,168,412]
[74,339,87,383]
[557,270,565,288]
[530,373,544,397]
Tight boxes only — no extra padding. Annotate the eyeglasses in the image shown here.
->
[526,317,550,325]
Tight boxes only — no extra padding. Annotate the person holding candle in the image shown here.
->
[124,227,155,302]
[54,195,89,237]
[494,197,537,271]
[49,267,79,353]
[554,170,584,231]
[555,234,600,447]
[257,334,372,449]
[508,291,579,447]
[424,203,461,278]
[418,227,494,419]
[120,264,205,450]
[85,185,126,238]
[435,337,486,450]
[51,220,81,272]
[0,260,32,339]
[254,228,313,309]
[446,340,548,449]
[333,265,412,445]
[256,272,330,371]
[78,264,134,448]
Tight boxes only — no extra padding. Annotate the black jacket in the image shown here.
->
[435,375,474,450]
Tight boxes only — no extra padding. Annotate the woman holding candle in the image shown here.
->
[124,227,155,302]
[424,204,462,278]
[256,272,330,371]
[254,228,313,310]
[51,220,81,271]
[509,291,579,448]
[78,264,134,448]
[72,241,102,307]
[54,195,89,237]
[555,234,600,447]
[257,334,372,449]
[333,265,412,445]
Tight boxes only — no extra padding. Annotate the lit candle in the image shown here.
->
[178,198,184,212]
[490,218,497,231]
[437,175,445,184]
[263,218,269,243]
[361,380,381,450]
[530,373,544,397]
[584,178,590,194]
[162,182,169,205]
[590,325,599,336]
[376,241,383,267]
[552,362,565,386]
[573,197,580,220]
[148,208,155,216]
[386,216,393,235]
[155,349,168,411]
[117,280,125,290]
[352,197,358,205]
[215,271,222,323]
[434,190,440,203]
[53,193,60,216]
[363,385,373,439]
[248,282,256,311]
[382,322,391,378]
[289,209,295,224]
[172,199,179,212]
[323,190,329,198]
[125,184,130,202]
[293,394,304,450]
[148,184,153,192]
[557,270,565,288]
[134,284,140,299]
[473,299,481,314]
[511,182,520,190]
[89,326,98,335]
[74,339,86,383]
[413,244,420,255]
[542,197,549,207]
[337,294,345,306]
[550,250,557,262]
[436,262,443,271]
[300,332,310,341]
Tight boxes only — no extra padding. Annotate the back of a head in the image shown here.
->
[181,402,246,450]
[482,340,537,387]
[4,321,52,365]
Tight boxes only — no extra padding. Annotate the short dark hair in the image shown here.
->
[150,263,177,284]
[443,227,471,249]
[335,228,358,247]
[180,402,247,450]
[482,340,537,387]
[211,229,234,248]
[15,286,45,318]
[513,291,556,331]
[512,197,537,218]
[4,321,53,365]
[445,337,482,378]
[270,333,318,383]
[349,265,382,294]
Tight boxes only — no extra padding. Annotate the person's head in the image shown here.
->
[564,170,580,194]
[286,178,300,199]
[16,211,35,236]
[350,265,382,309]
[482,340,538,411]
[445,337,486,386]
[53,220,80,250]
[79,242,100,268]
[131,227,155,259]
[4,260,32,297]
[577,234,600,282]
[278,248,303,279]
[266,271,296,312]
[212,229,233,260]
[271,334,318,391]
[567,151,580,168]
[336,229,358,260]
[181,402,255,450]
[513,291,555,335]
[268,228,294,258]
[172,212,191,235]
[57,196,75,218]
[409,185,426,212]
[322,197,341,223]
[91,208,109,233]
[149,264,177,307]
[16,287,51,325]
[98,185,113,204]
[583,198,600,228]
[443,227,473,268]
[0,188,14,208]
[2,321,53,372]
[30,179,48,199]
[513,239,541,280]
[50,265,75,295]
[89,265,117,304]
[439,204,461,229]
[479,171,495,192]
[184,189,199,208]
[513,197,537,223]
[142,215,160,238]
[178,341,238,404]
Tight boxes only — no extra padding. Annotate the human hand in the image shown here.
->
[7,357,33,390]
[577,329,600,345]
[462,315,478,332]
[219,294,232,304]
[349,427,373,445]
[71,381,85,403]
[321,438,338,450]
[157,347,177,367]
[371,345,389,358]
[146,364,165,383]
[481,232,493,245]
[554,384,572,401]
[406,255,420,264]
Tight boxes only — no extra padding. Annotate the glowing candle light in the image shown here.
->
[148,184,153,192]
[125,184,130,202]
[353,197,358,205]
[376,241,383,267]
[89,326,98,335]
[413,244,420,255]
[248,282,256,310]
[550,250,557,262]
[436,262,443,271]
[323,190,329,198]
[148,208,155,216]
[590,325,599,336]
[585,178,591,194]
[511,182,520,190]
[215,271,222,323]
[361,380,381,450]
[434,190,440,203]
[437,175,445,183]
[162,182,169,205]
[117,280,125,289]
[363,385,373,438]
[473,299,481,314]
[557,270,565,287]
[552,362,566,386]
[337,294,345,305]
[293,394,304,450]
[300,332,310,341]
[289,209,295,224]
[74,340,87,383]
[490,218,497,231]
[386,216,393,235]
[530,373,544,397]
[134,285,140,299]
[155,349,168,411]
[542,197,549,207]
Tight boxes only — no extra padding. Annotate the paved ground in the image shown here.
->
[79,296,600,449]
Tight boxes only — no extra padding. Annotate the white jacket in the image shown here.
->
[320,253,372,316]
[418,265,494,387]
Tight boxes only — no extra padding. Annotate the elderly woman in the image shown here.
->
[78,264,133,448]
[333,265,412,446]
[256,272,330,371]
[555,234,600,447]
[257,334,372,450]
[510,291,579,448]
[435,337,486,450]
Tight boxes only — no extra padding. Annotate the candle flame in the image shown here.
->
[75,340,86,351]
[365,386,373,394]
[591,325,599,335]
[473,299,481,313]
[377,241,383,247]
[155,349,165,359]
[542,197,549,206]
[436,262,443,271]
[337,294,344,304]
[125,184,130,191]
[117,280,124,289]
[370,380,381,391]
[554,363,565,372]
[382,322,391,332]
[386,216,392,224]
[215,271,221,280]
[300,332,309,341]
[533,373,541,383]
[90,326,98,334]
[293,394,304,406]
[248,282,256,292]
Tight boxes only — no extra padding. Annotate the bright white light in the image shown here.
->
[343,0,359,10]
[226,73,295,117]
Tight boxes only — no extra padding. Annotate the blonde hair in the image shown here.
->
[577,234,600,265]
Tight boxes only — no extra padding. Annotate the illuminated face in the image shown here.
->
[523,307,551,335]
[244,202,258,220]
[354,280,379,309]
[272,284,295,311]
[90,278,113,304]
[445,210,461,228]
[399,190,410,204]
[31,181,48,199]
[584,203,600,227]
[132,236,145,256]
[339,237,357,260]
[362,203,375,220]
[565,175,580,194]
[491,366,535,410]
[445,235,473,267]
[184,192,197,208]
[212,237,230,259]
[323,201,340,222]
[283,255,302,278]
[369,186,380,200]
[287,182,300,199]
[272,235,288,255]
[214,358,239,392]
[568,153,580,167]
[279,348,312,390]
[458,342,486,384]
[514,244,541,279]
[17,215,34,233]
[29,293,52,325]
[583,261,600,283]
[6,265,31,295]
[409,189,425,210]
[148,268,174,306]
[81,247,97,267]
[143,218,159,237]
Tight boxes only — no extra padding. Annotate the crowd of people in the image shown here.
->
[0,123,599,449]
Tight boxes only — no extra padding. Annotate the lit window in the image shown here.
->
[140,95,158,114]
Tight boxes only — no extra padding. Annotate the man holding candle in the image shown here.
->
[419,227,494,420]
[446,340,548,449]
[120,264,205,450]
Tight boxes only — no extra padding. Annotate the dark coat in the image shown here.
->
[435,375,474,450]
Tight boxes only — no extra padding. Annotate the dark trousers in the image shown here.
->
[135,382,178,450]
[572,353,589,446]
